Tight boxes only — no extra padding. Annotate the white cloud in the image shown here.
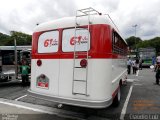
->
[0,0,160,40]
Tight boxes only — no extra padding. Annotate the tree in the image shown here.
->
[137,37,160,53]
[126,36,142,50]
[10,31,32,46]
[0,31,32,46]
[0,33,11,46]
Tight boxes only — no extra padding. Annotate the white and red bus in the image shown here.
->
[29,14,128,108]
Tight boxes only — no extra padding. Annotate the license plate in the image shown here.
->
[37,82,49,88]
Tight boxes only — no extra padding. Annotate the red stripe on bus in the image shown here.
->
[32,24,127,59]
[112,86,120,99]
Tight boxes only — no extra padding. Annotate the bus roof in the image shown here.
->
[34,15,127,45]
[34,15,117,32]
[0,46,31,50]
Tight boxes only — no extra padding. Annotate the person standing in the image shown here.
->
[152,56,156,65]
[132,59,136,74]
[157,54,160,64]
[20,60,30,86]
[127,57,132,74]
[155,63,160,85]
[139,58,143,70]
[135,57,139,74]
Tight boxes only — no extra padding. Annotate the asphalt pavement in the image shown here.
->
[0,68,159,120]
[125,68,160,119]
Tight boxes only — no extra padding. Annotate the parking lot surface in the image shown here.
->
[0,68,159,120]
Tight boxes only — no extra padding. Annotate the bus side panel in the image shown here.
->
[30,59,59,96]
[58,59,112,101]
[111,58,127,94]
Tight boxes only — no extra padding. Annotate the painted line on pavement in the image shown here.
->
[127,79,135,82]
[0,98,85,120]
[134,84,143,86]
[0,100,53,114]
[15,94,27,101]
[136,70,139,76]
[120,85,133,120]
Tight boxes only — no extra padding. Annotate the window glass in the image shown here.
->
[1,50,14,65]
[62,29,90,52]
[112,31,126,55]
[38,31,59,53]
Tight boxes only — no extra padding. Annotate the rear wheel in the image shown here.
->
[112,86,121,107]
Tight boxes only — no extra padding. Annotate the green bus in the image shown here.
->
[138,48,156,67]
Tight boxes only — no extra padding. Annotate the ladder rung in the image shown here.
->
[78,7,93,11]
[76,13,98,17]
[80,10,97,14]
[75,53,88,55]
[74,56,91,59]
[81,9,94,13]
[78,7,98,13]
[76,14,88,17]
[74,67,86,68]
[73,93,87,96]
[75,28,88,30]
[73,79,86,82]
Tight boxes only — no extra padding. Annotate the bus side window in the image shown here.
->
[112,31,127,55]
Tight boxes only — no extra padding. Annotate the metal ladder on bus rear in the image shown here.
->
[72,8,101,96]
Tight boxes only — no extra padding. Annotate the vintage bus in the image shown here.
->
[29,10,128,108]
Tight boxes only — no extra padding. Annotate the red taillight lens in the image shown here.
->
[37,59,42,66]
[80,59,87,68]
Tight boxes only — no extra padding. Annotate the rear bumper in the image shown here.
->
[28,89,113,108]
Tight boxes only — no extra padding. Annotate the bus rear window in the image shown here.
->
[62,29,90,52]
[38,31,59,53]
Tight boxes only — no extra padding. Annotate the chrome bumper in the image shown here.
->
[28,89,112,108]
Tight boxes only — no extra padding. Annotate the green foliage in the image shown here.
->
[126,36,142,49]
[0,33,11,46]
[0,31,31,46]
[126,36,160,53]
[136,37,160,53]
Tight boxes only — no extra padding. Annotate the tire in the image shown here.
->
[112,86,121,107]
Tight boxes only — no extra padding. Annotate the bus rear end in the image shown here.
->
[29,15,121,108]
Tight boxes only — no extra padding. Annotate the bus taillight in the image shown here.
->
[80,59,87,68]
[37,59,42,66]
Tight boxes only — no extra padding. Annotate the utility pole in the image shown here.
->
[14,38,17,80]
[132,24,138,56]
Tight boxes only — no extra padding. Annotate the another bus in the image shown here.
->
[0,46,31,81]
[138,48,156,67]
[29,10,128,108]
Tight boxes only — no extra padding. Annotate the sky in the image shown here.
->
[0,0,160,40]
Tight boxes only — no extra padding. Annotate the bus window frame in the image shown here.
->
[37,30,59,54]
[112,30,127,55]
[62,28,91,52]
